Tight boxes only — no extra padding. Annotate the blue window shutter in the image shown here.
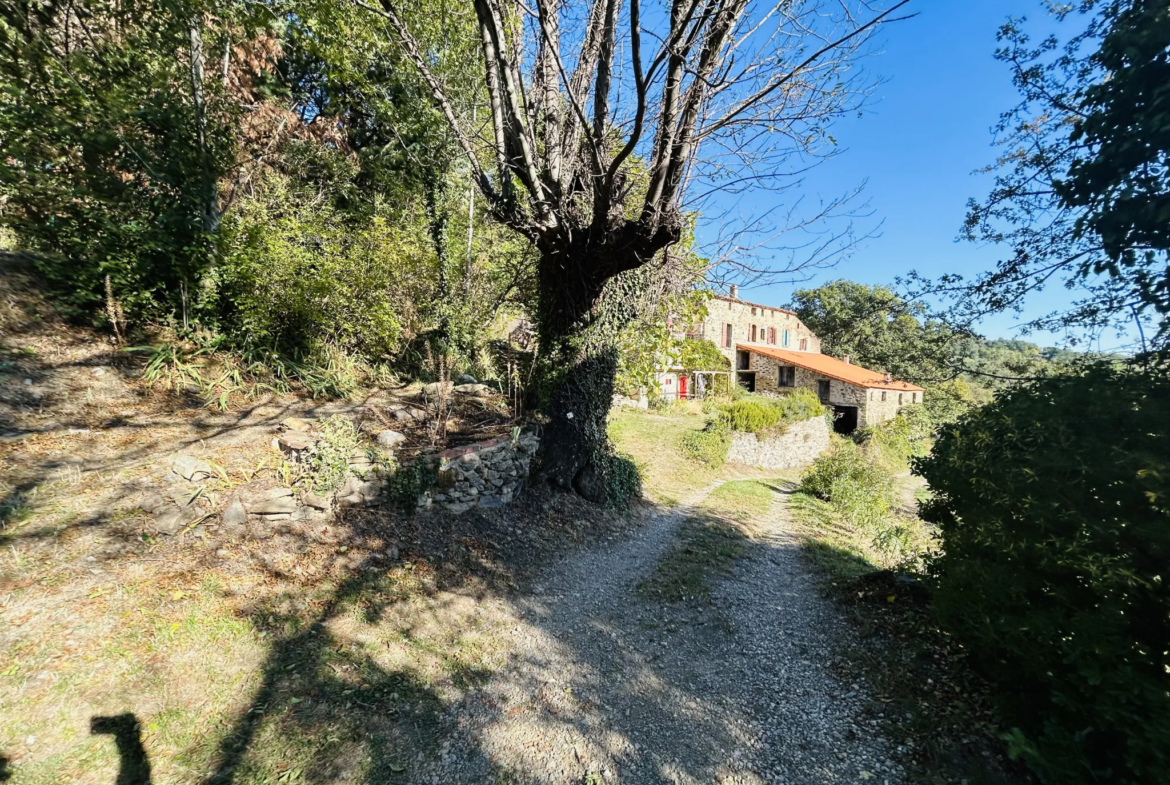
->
[782,330,789,346]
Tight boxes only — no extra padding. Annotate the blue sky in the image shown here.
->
[726,1,1092,348]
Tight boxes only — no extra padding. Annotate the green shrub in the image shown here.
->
[215,171,424,362]
[681,421,731,467]
[304,415,362,494]
[915,364,1170,785]
[386,459,438,514]
[593,449,643,510]
[716,389,823,434]
[854,404,934,471]
[800,440,894,505]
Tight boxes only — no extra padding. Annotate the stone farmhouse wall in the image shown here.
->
[420,431,540,514]
[749,353,919,428]
[692,294,821,364]
[726,415,830,470]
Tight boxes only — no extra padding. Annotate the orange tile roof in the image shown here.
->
[740,345,925,392]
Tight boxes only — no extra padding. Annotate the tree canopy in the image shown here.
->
[949,0,1170,352]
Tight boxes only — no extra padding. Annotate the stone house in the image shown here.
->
[678,285,923,433]
[690,285,822,378]
[744,344,924,433]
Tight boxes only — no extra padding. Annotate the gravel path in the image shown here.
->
[415,483,905,785]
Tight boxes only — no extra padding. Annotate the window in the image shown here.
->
[751,307,757,316]
[782,329,790,347]
[724,323,733,348]
[768,327,776,344]
[881,391,887,402]
[777,366,795,387]
[799,338,808,351]
[750,324,757,342]
[817,380,830,403]
[898,393,904,405]
[912,392,917,403]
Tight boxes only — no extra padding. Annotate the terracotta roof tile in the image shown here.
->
[740,345,924,392]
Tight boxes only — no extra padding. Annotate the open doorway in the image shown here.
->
[832,405,858,435]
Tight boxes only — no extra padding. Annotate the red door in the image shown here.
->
[678,375,688,399]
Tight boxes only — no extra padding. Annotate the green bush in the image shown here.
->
[215,171,426,362]
[915,364,1170,785]
[800,440,894,504]
[304,415,362,494]
[716,389,823,434]
[853,404,934,471]
[681,421,731,467]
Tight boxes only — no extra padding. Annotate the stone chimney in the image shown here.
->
[883,372,892,383]
[729,284,739,300]
[843,355,850,364]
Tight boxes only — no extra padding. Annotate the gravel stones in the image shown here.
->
[413,485,904,784]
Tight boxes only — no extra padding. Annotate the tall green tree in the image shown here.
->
[371,0,909,500]
[790,280,957,384]
[954,0,1170,351]
[0,0,239,322]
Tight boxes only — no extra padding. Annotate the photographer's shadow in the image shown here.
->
[91,714,152,785]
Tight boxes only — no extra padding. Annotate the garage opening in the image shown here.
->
[832,405,859,435]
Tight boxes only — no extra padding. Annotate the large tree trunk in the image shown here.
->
[531,240,617,502]
[530,223,676,503]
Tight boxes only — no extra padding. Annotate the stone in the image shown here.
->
[457,452,481,467]
[281,417,314,432]
[452,383,494,398]
[172,455,212,481]
[222,500,248,527]
[278,432,315,452]
[357,481,382,502]
[445,502,475,514]
[385,544,400,560]
[376,430,407,449]
[336,476,362,498]
[248,487,294,503]
[250,496,297,515]
[167,485,202,509]
[478,495,505,509]
[139,492,167,514]
[464,486,479,497]
[302,492,330,510]
[573,463,607,505]
[421,381,452,397]
[156,506,199,535]
[392,408,417,422]
[456,374,477,385]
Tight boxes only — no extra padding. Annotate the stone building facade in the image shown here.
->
[690,285,821,366]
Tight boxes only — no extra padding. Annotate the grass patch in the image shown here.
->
[608,409,721,506]
[638,513,749,603]
[639,479,784,603]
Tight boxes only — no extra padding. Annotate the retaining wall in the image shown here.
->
[420,431,540,513]
[726,415,830,470]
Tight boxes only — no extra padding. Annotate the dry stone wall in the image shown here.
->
[726,415,830,470]
[421,431,540,514]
